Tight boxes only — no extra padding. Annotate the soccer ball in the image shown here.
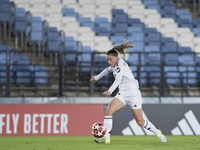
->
[91,122,106,138]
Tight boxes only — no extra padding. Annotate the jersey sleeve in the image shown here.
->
[108,73,123,94]
[108,59,126,94]
[95,66,113,81]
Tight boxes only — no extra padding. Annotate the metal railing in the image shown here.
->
[0,50,200,98]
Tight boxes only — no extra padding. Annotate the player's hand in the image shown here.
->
[90,76,96,82]
[103,91,111,96]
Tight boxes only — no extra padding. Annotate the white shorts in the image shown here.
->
[115,90,142,109]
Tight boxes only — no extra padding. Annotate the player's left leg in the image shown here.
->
[132,109,167,143]
[94,97,125,144]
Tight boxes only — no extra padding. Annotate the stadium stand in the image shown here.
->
[0,0,200,97]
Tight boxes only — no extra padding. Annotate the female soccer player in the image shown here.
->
[90,40,167,143]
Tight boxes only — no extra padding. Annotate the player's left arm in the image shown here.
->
[105,63,125,96]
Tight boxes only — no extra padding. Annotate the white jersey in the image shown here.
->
[95,57,139,96]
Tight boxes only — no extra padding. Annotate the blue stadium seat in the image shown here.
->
[164,54,179,65]
[95,17,109,23]
[128,32,144,42]
[182,72,197,86]
[16,71,31,86]
[79,17,94,30]
[128,54,139,65]
[145,28,158,33]
[0,63,7,85]
[111,9,124,14]
[160,5,176,16]
[178,55,195,65]
[65,36,77,51]
[178,47,192,52]
[65,36,78,65]
[0,45,12,51]
[144,0,159,5]
[164,66,178,72]
[160,0,175,5]
[144,53,161,65]
[146,4,160,13]
[161,37,175,43]
[111,36,125,45]
[177,15,192,24]
[128,18,143,26]
[112,14,128,23]
[128,53,146,65]
[14,8,26,34]
[95,22,111,32]
[128,27,143,35]
[0,0,10,24]
[0,71,6,84]
[47,27,59,51]
[128,41,144,52]
[162,42,178,52]
[150,72,161,85]
[176,9,190,15]
[62,8,78,20]
[28,17,43,45]
[178,66,195,72]
[145,32,161,43]
[79,47,92,73]
[193,18,200,28]
[193,28,200,37]
[145,66,160,72]
[30,65,45,71]
[144,45,159,52]
[177,14,193,29]
[165,72,181,86]
[111,23,127,37]
[35,71,48,85]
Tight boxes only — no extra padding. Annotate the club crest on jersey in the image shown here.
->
[116,67,120,73]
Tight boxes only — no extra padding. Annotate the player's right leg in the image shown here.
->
[132,109,167,143]
[94,97,125,144]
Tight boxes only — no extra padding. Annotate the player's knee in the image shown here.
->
[136,119,145,126]
[105,109,113,116]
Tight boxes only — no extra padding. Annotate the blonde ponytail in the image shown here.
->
[112,39,134,57]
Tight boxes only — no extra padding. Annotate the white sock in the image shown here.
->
[103,116,112,140]
[143,120,159,135]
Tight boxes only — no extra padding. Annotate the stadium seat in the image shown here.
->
[0,0,11,24]
[145,32,161,43]
[79,47,92,74]
[182,72,197,86]
[27,17,43,45]
[62,8,79,20]
[146,4,160,13]
[14,8,26,34]
[128,32,144,42]
[165,72,181,86]
[110,36,125,45]
[193,28,200,37]
[0,45,12,51]
[0,69,6,85]
[112,13,128,23]
[16,71,31,86]
[162,42,178,52]
[34,71,48,85]
[164,54,179,65]
[47,27,59,51]
[65,36,77,51]
[78,17,94,30]
[178,55,195,65]
[144,45,159,52]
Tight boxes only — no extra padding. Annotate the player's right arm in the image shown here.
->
[90,66,113,82]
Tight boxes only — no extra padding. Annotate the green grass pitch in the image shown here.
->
[0,136,200,150]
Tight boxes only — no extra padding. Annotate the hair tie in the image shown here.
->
[113,48,123,58]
